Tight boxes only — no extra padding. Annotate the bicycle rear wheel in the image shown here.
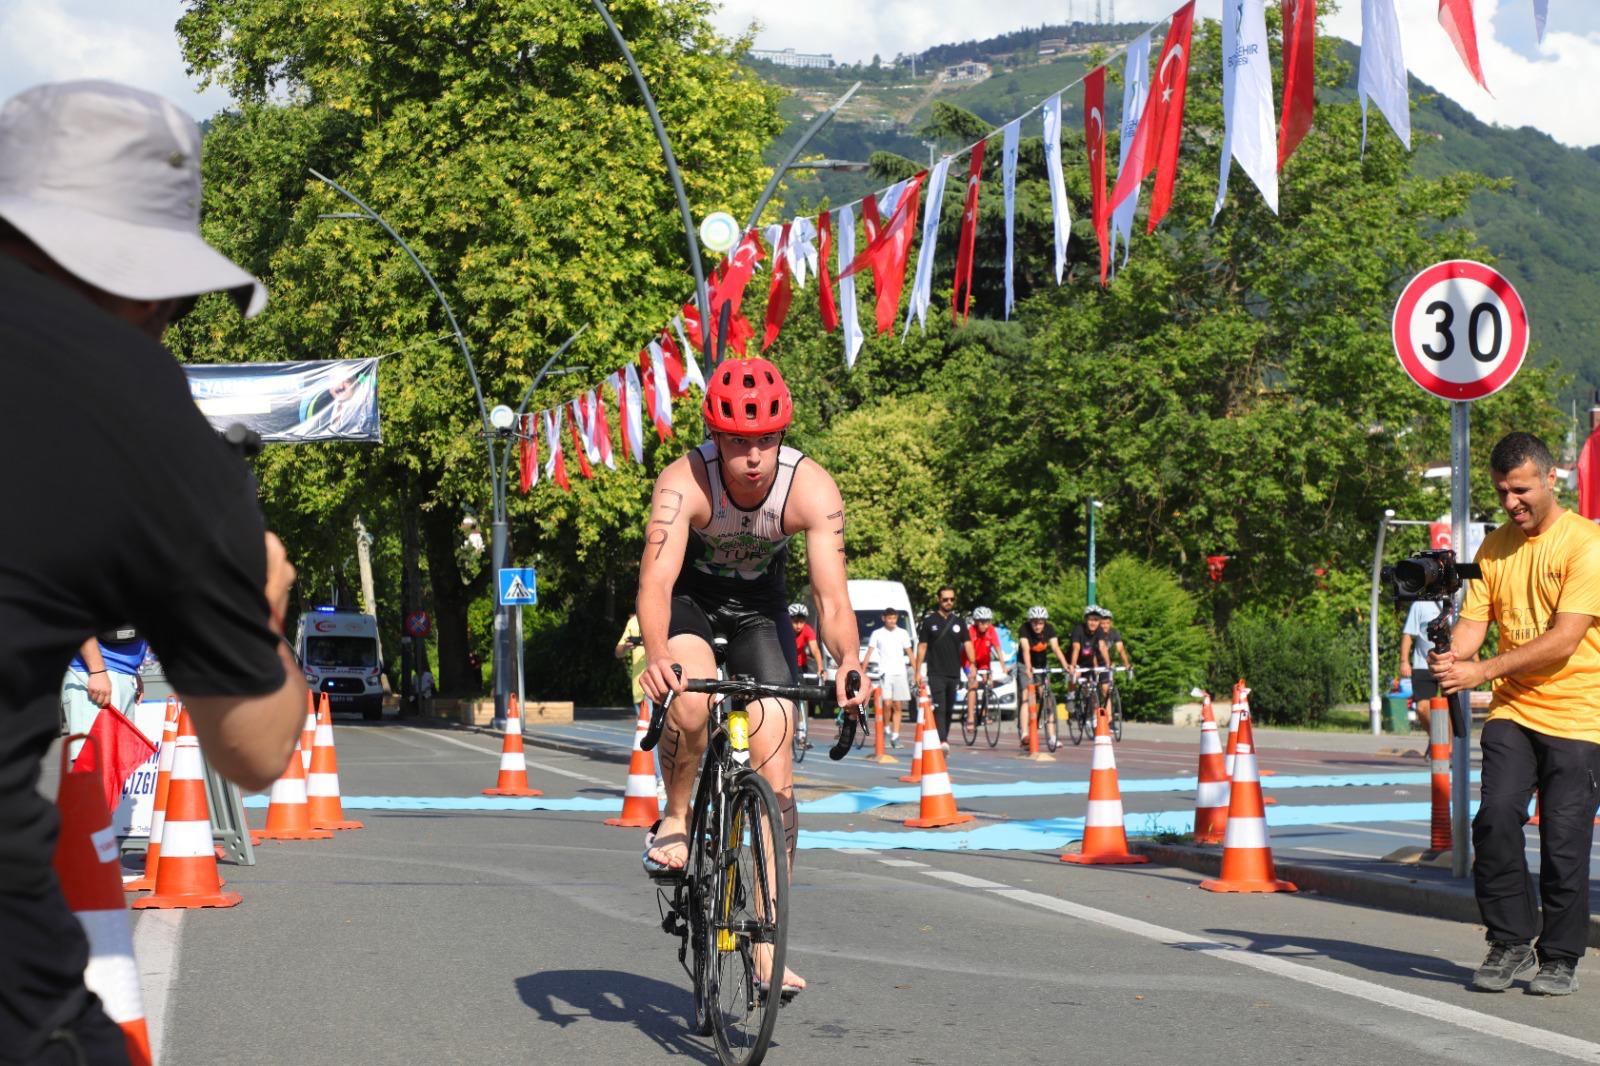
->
[982,688,1000,747]
[1039,682,1058,752]
[960,697,979,746]
[791,704,807,765]
[1109,688,1124,742]
[707,770,788,1066]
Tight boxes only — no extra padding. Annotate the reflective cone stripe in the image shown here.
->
[606,701,661,827]
[898,693,927,783]
[1426,696,1453,853]
[904,710,974,828]
[300,691,318,772]
[124,698,181,892]
[1061,710,1148,865]
[1194,692,1230,845]
[1223,680,1245,779]
[307,700,363,831]
[483,696,542,796]
[52,736,154,1065]
[1200,712,1296,893]
[133,711,241,909]
[254,739,333,841]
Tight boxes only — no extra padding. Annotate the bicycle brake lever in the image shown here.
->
[641,664,683,752]
[827,671,863,761]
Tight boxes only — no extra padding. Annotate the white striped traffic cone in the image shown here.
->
[898,687,929,783]
[904,708,974,829]
[307,694,363,831]
[483,695,542,796]
[253,739,333,841]
[1201,709,1296,893]
[1193,690,1229,845]
[300,691,317,772]
[123,697,180,893]
[132,710,242,909]
[1061,708,1148,865]
[606,701,661,828]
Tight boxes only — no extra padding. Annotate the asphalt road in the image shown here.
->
[115,720,1600,1066]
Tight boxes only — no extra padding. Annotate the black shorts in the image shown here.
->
[668,593,798,686]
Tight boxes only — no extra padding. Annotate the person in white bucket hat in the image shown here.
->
[0,81,306,1064]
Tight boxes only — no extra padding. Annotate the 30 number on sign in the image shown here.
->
[1392,260,1528,402]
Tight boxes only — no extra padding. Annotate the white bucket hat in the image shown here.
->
[0,79,265,317]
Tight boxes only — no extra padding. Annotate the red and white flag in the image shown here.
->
[519,412,538,492]
[1439,0,1490,93]
[643,346,673,440]
[953,138,986,323]
[763,221,795,351]
[1279,0,1318,167]
[544,408,569,493]
[620,366,646,462]
[69,704,157,815]
[1147,1,1195,233]
[839,171,926,335]
[568,399,594,480]
[668,319,705,391]
[817,210,839,333]
[1085,66,1110,286]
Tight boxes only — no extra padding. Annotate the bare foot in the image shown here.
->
[646,815,689,870]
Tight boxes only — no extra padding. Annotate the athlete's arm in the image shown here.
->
[636,459,701,702]
[1050,637,1072,674]
[913,640,928,682]
[78,637,113,707]
[807,637,824,671]
[791,461,865,708]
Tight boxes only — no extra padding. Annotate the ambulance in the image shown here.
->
[294,607,385,720]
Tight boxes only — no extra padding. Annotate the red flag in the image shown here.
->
[817,210,839,332]
[952,139,987,323]
[1147,1,1195,233]
[763,222,794,351]
[1085,66,1109,287]
[862,193,881,242]
[657,332,687,395]
[549,413,570,493]
[518,413,537,493]
[641,351,673,441]
[593,389,615,468]
[839,172,926,334]
[1278,0,1318,167]
[1438,0,1490,93]
[684,231,764,360]
[568,399,594,479]
[69,704,157,815]
[1580,427,1600,520]
[608,373,632,464]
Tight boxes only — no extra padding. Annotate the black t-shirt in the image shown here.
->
[0,255,285,895]
[917,611,968,677]
[1069,623,1108,665]
[1020,622,1057,665]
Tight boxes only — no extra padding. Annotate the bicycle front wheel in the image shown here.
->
[1067,686,1087,746]
[1110,688,1124,742]
[1040,684,1058,752]
[707,771,789,1066]
[983,689,1001,747]
[960,696,979,746]
[792,705,808,765]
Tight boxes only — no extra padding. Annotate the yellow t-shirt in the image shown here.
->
[620,615,648,706]
[1461,509,1600,742]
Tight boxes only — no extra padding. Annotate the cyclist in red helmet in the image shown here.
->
[637,356,865,998]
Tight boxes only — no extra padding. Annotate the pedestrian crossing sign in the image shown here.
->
[498,567,538,606]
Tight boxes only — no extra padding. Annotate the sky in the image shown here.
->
[1,1,1597,147]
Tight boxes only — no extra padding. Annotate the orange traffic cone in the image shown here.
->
[300,691,317,772]
[1194,691,1230,845]
[53,736,153,1065]
[1223,680,1246,778]
[1061,708,1149,865]
[123,697,180,892]
[904,709,975,829]
[899,686,930,783]
[483,694,542,797]
[1201,710,1296,893]
[606,701,661,828]
[869,686,898,764]
[307,697,363,831]
[133,710,242,909]
[253,739,333,841]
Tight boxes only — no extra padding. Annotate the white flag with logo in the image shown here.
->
[1041,92,1071,286]
[788,216,818,289]
[622,364,645,461]
[1358,0,1411,154]
[1534,0,1548,42]
[1213,0,1279,219]
[1000,119,1021,319]
[1112,31,1151,268]
[904,154,952,337]
[838,203,864,369]
[879,179,907,222]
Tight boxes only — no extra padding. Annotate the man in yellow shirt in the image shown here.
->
[1432,433,1600,996]
[615,614,649,711]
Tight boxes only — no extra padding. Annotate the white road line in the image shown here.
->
[1295,847,1382,859]
[922,870,1009,889]
[987,887,1600,1063]
[875,858,928,868]
[1317,822,1433,841]
[133,910,184,1064]
[398,727,617,787]
[830,848,877,856]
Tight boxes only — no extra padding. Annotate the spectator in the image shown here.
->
[914,585,974,750]
[615,613,649,711]
[60,628,147,762]
[862,607,914,747]
[788,603,824,680]
[1399,598,1444,731]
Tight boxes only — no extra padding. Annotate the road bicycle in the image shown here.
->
[1027,666,1062,753]
[643,667,861,1066]
[790,672,822,764]
[1068,666,1126,744]
[960,668,1002,748]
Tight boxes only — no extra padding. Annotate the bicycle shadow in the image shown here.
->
[1204,927,1472,988]
[515,968,718,1063]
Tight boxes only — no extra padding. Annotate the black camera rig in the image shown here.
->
[1382,547,1482,739]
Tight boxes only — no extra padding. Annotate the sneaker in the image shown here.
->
[1527,959,1580,996]
[888,733,900,749]
[941,742,950,752]
[1470,941,1536,992]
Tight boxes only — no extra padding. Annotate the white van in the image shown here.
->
[801,579,918,680]
[294,608,385,720]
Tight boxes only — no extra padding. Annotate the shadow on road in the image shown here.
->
[516,968,718,1063]
[1205,927,1472,987]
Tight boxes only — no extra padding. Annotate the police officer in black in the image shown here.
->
[914,586,975,748]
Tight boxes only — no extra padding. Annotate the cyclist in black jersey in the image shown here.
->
[636,356,865,998]
[1068,606,1114,696]
[1019,606,1073,728]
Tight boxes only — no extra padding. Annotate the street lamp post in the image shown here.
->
[1086,499,1104,605]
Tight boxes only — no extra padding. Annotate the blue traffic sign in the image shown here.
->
[498,567,538,606]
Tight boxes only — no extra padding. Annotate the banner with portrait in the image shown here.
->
[185,358,381,443]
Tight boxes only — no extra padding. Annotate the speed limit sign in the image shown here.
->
[1392,260,1529,401]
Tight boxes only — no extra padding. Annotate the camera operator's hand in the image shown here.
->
[263,532,295,636]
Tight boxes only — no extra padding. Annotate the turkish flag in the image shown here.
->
[568,400,594,479]
[69,704,157,816]
[763,222,794,351]
[1147,1,1195,233]
[1279,0,1317,167]
[817,210,838,332]
[953,139,987,324]
[1579,427,1600,519]
[839,171,926,334]
[1438,0,1490,94]
[683,230,763,360]
[656,333,688,396]
[1085,66,1109,287]
[518,413,537,492]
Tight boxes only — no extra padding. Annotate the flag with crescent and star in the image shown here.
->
[953,137,987,321]
[1084,66,1109,286]
[1147,1,1195,233]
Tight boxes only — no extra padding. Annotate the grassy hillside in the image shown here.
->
[747,31,1600,414]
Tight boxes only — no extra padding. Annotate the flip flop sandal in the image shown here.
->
[641,822,688,879]
[755,978,803,1005]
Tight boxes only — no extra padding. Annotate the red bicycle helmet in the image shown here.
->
[702,357,793,434]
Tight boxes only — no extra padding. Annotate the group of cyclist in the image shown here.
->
[968,603,1132,745]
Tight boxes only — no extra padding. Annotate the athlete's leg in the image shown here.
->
[646,599,718,872]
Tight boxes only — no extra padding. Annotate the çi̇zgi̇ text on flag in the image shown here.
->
[1213,0,1279,219]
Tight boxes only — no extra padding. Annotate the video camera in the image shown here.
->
[1382,548,1481,740]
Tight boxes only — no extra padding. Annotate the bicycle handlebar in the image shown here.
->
[641,667,863,755]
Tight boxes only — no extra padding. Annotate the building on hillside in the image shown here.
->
[1038,38,1067,56]
[940,61,991,83]
[749,48,836,70]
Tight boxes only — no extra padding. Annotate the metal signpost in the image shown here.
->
[1392,259,1530,878]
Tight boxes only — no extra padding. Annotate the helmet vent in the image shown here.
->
[742,374,756,388]
[743,401,758,420]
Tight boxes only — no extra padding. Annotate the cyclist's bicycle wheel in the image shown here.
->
[982,687,1001,747]
[706,770,788,1066]
[791,703,808,765]
[960,692,979,746]
[686,772,719,1037]
[1038,681,1058,752]
[1109,687,1124,742]
[853,705,870,749]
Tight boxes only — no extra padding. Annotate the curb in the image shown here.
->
[1128,840,1600,949]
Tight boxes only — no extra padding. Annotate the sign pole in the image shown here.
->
[1450,400,1473,879]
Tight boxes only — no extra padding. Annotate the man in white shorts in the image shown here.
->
[863,606,914,746]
